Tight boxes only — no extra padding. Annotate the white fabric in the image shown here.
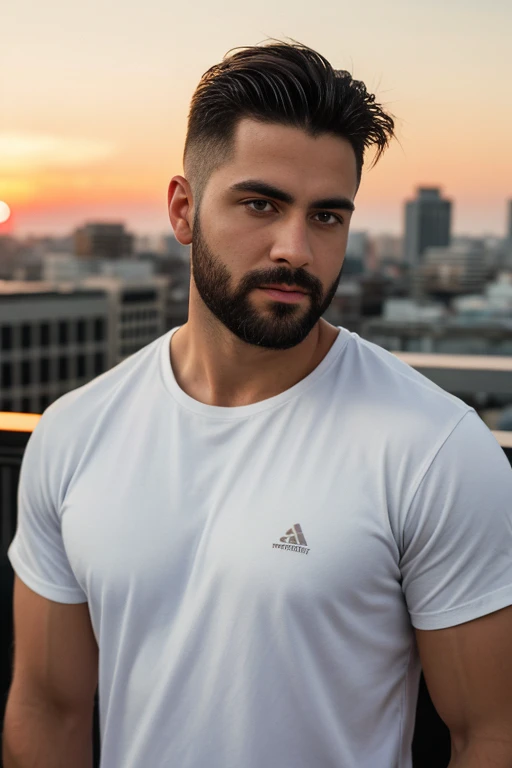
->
[8,325,512,768]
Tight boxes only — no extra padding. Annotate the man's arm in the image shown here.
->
[415,605,512,767]
[2,576,99,768]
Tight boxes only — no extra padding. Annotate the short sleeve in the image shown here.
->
[7,410,87,604]
[400,409,512,630]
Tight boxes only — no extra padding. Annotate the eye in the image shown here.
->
[244,199,275,214]
[313,212,343,226]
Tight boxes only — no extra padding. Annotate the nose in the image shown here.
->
[268,214,314,269]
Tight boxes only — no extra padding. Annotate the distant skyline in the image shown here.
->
[2,0,512,238]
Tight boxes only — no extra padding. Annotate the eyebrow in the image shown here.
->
[229,179,355,213]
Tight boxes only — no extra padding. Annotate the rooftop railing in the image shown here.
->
[394,351,512,398]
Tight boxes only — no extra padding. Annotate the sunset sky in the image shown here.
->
[2,0,511,238]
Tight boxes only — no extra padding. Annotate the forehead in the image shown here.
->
[210,118,358,201]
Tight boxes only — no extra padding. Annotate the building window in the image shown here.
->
[1,362,12,389]
[21,360,31,386]
[76,319,87,343]
[21,397,32,413]
[1,325,12,351]
[40,322,50,346]
[58,356,68,381]
[94,352,105,375]
[94,317,106,342]
[21,324,32,349]
[39,357,50,384]
[0,398,13,412]
[39,394,50,412]
[58,321,68,345]
[122,289,156,303]
[77,353,86,378]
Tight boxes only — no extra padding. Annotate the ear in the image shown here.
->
[168,175,193,245]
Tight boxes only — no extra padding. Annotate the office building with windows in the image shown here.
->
[80,275,168,365]
[421,242,488,295]
[404,188,452,302]
[74,223,134,260]
[0,282,109,414]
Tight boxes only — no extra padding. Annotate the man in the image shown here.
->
[4,41,512,768]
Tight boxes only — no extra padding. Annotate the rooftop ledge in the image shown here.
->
[1,353,511,445]
[3,413,509,447]
[394,353,512,372]
[0,412,41,433]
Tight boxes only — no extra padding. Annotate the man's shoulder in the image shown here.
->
[344,329,469,416]
[40,332,168,441]
[334,329,471,456]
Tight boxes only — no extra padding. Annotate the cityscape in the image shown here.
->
[1,187,512,431]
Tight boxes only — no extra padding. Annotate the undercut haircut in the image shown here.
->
[183,40,396,206]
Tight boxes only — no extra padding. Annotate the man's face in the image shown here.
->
[190,118,358,350]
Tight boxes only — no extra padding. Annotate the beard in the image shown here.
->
[190,215,344,350]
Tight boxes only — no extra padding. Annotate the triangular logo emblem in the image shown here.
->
[280,523,307,546]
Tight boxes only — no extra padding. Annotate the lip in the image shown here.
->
[257,286,309,304]
[259,284,308,294]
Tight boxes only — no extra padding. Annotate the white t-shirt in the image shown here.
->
[8,326,512,768]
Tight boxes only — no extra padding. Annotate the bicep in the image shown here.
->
[9,576,98,715]
[415,606,512,749]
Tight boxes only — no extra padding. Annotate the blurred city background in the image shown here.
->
[2,0,512,430]
[2,189,512,429]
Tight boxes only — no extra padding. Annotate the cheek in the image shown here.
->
[314,237,347,276]
[207,222,271,271]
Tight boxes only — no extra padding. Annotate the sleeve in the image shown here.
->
[7,410,88,604]
[400,408,512,630]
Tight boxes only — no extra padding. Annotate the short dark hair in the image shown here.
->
[183,40,395,203]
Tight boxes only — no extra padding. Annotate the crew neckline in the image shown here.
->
[159,325,351,419]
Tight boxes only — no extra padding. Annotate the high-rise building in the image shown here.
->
[404,188,452,268]
[404,187,452,302]
[343,231,368,275]
[74,223,134,260]
[507,200,512,243]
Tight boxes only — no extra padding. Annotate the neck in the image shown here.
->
[169,297,339,407]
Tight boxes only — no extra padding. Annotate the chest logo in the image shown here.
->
[273,523,310,555]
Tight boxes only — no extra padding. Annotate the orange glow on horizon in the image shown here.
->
[4,123,511,236]
[4,166,171,217]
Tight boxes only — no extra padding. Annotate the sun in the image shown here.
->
[0,201,11,224]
